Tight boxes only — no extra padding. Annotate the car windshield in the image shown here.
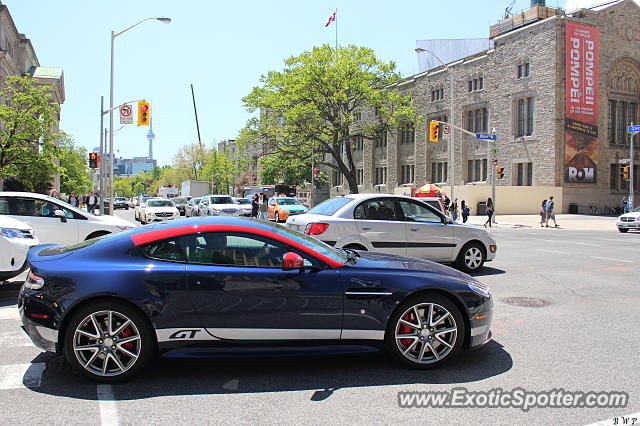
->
[173,198,186,204]
[192,198,201,204]
[115,197,127,202]
[212,197,234,204]
[307,196,353,216]
[236,199,251,205]
[277,198,299,206]
[147,200,173,207]
[271,222,348,264]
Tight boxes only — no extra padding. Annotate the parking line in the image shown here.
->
[97,384,120,426]
[591,256,633,263]
[535,249,563,254]
[0,363,45,390]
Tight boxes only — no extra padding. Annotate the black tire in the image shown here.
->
[618,228,629,233]
[456,242,486,273]
[385,293,465,369]
[63,300,155,383]
[275,212,280,223]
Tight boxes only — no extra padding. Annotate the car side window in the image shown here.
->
[398,200,441,223]
[0,197,10,214]
[142,238,186,262]
[180,232,319,268]
[354,199,398,221]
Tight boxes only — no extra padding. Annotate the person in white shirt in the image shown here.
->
[87,190,97,214]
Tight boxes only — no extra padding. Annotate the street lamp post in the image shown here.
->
[108,17,170,215]
[415,48,455,201]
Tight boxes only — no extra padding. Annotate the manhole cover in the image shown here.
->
[502,297,551,307]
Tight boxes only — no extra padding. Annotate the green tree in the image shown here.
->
[113,177,134,198]
[173,143,209,181]
[243,44,419,194]
[57,133,92,195]
[0,74,60,191]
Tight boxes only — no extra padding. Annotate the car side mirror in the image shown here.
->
[54,209,67,222]
[282,252,304,270]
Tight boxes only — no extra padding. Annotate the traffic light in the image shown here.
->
[497,167,505,179]
[89,152,98,169]
[623,166,630,180]
[429,120,440,142]
[137,101,150,126]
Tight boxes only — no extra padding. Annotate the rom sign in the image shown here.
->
[567,167,595,183]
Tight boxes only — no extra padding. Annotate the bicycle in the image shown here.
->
[603,205,624,216]
[581,203,602,215]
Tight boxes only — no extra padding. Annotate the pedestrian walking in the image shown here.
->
[68,192,78,207]
[461,200,470,223]
[259,193,269,220]
[450,198,459,222]
[540,199,547,227]
[251,194,259,218]
[86,190,97,214]
[544,196,558,227]
[484,197,494,228]
[443,196,451,216]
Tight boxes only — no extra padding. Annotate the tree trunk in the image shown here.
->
[345,170,359,194]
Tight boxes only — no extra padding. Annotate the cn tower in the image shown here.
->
[147,117,155,159]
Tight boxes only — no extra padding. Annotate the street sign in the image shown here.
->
[119,105,133,124]
[491,146,500,155]
[476,133,496,140]
[618,159,631,164]
[491,157,499,165]
[627,125,640,133]
[443,125,450,135]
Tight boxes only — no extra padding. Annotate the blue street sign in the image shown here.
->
[627,125,640,133]
[476,133,497,140]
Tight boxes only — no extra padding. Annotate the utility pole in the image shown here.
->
[99,96,105,215]
[630,122,636,210]
[491,127,497,224]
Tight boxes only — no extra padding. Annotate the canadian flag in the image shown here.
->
[325,11,336,27]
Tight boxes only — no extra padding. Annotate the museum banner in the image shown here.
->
[565,22,599,183]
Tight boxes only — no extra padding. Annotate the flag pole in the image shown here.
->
[335,8,338,49]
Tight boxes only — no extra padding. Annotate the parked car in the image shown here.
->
[199,195,242,216]
[185,197,202,217]
[234,197,252,216]
[171,197,190,216]
[137,198,179,224]
[133,196,154,222]
[20,216,493,381]
[114,197,129,210]
[0,192,135,246]
[295,198,311,209]
[285,194,497,273]
[0,215,39,281]
[616,206,640,233]
[268,197,309,223]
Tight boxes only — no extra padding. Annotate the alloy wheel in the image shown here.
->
[72,310,141,377]
[394,303,458,364]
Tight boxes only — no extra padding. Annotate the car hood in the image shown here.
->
[352,251,471,280]
[618,212,640,220]
[92,214,136,228]
[0,215,34,231]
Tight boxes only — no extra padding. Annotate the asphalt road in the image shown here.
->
[0,212,638,425]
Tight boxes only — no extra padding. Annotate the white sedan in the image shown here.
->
[0,192,135,246]
[285,194,497,273]
[0,215,39,281]
[138,198,180,224]
[616,206,640,233]
[199,195,242,216]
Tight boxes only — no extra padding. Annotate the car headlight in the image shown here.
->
[0,227,28,238]
[467,281,491,298]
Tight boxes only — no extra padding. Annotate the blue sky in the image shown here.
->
[5,0,549,166]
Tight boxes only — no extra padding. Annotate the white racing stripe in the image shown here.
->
[97,384,120,426]
[0,306,20,320]
[0,363,45,390]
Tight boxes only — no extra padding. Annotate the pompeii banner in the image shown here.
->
[565,22,599,183]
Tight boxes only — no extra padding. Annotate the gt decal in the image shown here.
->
[169,329,200,339]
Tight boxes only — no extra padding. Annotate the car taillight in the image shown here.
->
[304,223,329,235]
[25,271,45,290]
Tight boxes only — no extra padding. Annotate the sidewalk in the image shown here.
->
[463,214,618,231]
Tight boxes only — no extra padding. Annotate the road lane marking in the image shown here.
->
[0,363,45,390]
[535,249,563,254]
[591,256,633,263]
[97,384,120,426]
[0,306,19,320]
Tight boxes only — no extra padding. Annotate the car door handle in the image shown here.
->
[361,226,371,230]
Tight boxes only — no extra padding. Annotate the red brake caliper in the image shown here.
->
[399,313,414,349]
[120,327,134,351]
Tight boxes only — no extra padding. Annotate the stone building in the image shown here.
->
[0,2,65,191]
[332,0,640,214]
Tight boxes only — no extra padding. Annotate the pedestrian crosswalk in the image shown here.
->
[0,302,46,391]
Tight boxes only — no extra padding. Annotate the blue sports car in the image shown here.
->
[19,217,493,382]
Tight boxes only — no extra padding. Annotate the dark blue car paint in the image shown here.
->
[19,217,492,359]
